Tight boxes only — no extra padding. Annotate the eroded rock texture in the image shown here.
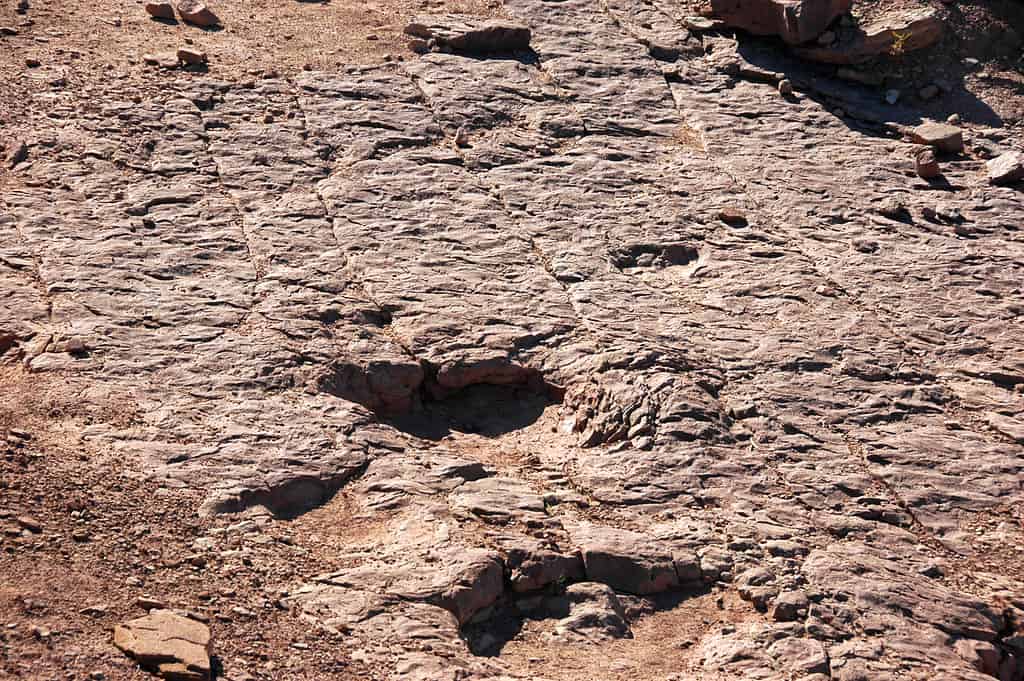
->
[2,0,1023,678]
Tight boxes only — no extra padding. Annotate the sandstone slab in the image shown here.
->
[113,610,211,681]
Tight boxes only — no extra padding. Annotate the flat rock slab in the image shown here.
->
[405,14,531,53]
[710,0,852,45]
[113,610,211,681]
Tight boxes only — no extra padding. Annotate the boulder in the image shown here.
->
[176,48,207,65]
[404,14,531,54]
[176,0,218,28]
[988,151,1024,186]
[113,610,211,681]
[709,0,853,45]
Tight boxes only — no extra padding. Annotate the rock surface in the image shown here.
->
[989,151,1024,186]
[112,610,211,681]
[404,14,531,53]
[710,0,853,45]
[2,0,1024,678]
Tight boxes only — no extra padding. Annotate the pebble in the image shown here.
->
[16,516,42,533]
[144,1,175,20]
[885,89,900,105]
[177,47,207,65]
[915,148,941,179]
[778,78,793,96]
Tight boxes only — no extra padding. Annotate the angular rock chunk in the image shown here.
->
[405,14,531,54]
[6,140,27,169]
[909,122,964,154]
[144,1,175,20]
[988,151,1024,186]
[709,0,852,45]
[176,0,218,27]
[113,610,211,681]
[571,523,679,595]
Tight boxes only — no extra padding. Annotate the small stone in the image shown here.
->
[80,604,109,617]
[778,79,793,96]
[89,672,106,681]
[177,47,207,65]
[987,151,1024,186]
[16,516,41,533]
[0,26,18,35]
[915,148,940,179]
[718,207,748,227]
[885,89,900,105]
[910,122,964,154]
[137,596,167,610]
[144,1,175,20]
[6,140,27,169]
[947,113,961,125]
[176,0,219,28]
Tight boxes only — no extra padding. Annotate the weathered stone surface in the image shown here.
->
[405,14,531,54]
[571,523,679,595]
[113,610,211,681]
[175,0,218,27]
[4,0,1024,678]
[795,7,943,63]
[909,122,964,154]
[551,582,631,642]
[710,0,853,45]
[144,1,175,20]
[988,151,1024,186]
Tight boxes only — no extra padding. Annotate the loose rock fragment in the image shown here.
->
[6,140,27,168]
[909,122,964,154]
[176,0,218,27]
[144,1,175,20]
[177,48,207,65]
[987,151,1024,186]
[114,610,211,681]
[915,148,940,179]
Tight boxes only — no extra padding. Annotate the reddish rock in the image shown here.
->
[709,0,853,45]
[987,151,1024,186]
[144,1,175,20]
[915,148,940,179]
[796,7,943,63]
[176,0,218,27]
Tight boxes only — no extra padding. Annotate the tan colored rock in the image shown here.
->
[113,610,211,681]
[176,48,207,65]
[909,122,963,154]
[176,0,218,28]
[987,151,1024,186]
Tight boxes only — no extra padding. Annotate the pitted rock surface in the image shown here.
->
[3,0,1024,679]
